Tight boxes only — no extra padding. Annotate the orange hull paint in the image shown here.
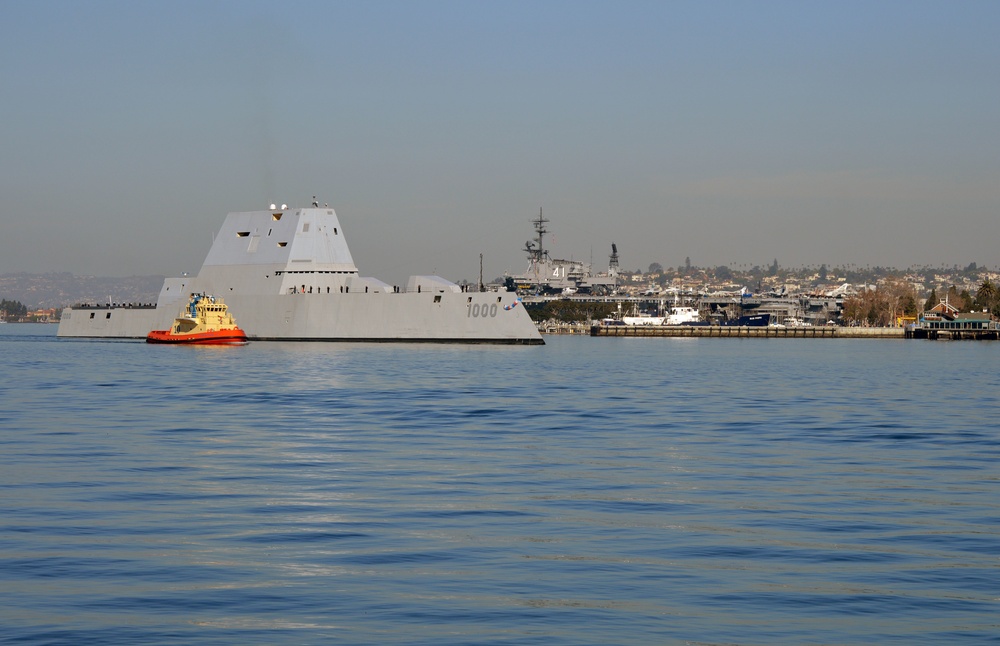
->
[146,328,248,345]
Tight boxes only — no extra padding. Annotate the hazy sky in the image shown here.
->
[2,0,999,284]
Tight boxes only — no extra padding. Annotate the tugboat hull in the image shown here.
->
[146,329,248,345]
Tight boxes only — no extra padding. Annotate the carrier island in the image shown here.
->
[57,203,543,344]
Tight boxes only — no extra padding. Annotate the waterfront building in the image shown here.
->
[910,300,1000,339]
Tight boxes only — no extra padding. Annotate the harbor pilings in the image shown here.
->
[589,325,905,339]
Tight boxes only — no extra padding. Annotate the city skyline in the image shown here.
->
[2,1,999,287]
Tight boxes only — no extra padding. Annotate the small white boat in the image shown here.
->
[665,306,701,325]
[621,304,666,326]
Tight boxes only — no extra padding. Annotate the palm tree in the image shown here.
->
[976,278,998,313]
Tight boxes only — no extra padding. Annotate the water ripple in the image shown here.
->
[2,327,999,644]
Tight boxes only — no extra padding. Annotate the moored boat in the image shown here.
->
[722,313,770,326]
[665,305,701,325]
[622,312,667,326]
[146,293,247,345]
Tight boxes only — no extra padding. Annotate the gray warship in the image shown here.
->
[508,209,619,295]
[57,202,543,344]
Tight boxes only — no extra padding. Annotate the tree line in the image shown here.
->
[1,299,28,319]
[841,279,1000,326]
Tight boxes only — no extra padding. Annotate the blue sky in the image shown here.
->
[2,0,999,283]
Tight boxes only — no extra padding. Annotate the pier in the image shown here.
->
[590,325,904,339]
[906,327,1000,340]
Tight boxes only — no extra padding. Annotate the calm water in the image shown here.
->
[1,324,998,645]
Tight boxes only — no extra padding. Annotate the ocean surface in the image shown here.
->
[2,323,998,645]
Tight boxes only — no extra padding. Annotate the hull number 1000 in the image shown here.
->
[468,303,499,318]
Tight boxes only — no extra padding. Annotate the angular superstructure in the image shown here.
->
[58,205,543,344]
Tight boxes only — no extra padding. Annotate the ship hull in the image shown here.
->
[723,314,770,327]
[146,329,248,345]
[60,291,541,343]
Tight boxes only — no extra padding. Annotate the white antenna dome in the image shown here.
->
[270,203,277,210]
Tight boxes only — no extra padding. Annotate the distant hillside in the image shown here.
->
[0,273,164,309]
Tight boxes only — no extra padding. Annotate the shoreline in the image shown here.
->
[537,322,908,338]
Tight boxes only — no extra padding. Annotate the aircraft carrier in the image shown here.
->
[507,209,620,295]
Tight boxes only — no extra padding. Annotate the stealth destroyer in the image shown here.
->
[58,203,543,344]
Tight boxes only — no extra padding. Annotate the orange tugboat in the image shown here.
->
[146,293,247,345]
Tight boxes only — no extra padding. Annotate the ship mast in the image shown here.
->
[524,208,549,265]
